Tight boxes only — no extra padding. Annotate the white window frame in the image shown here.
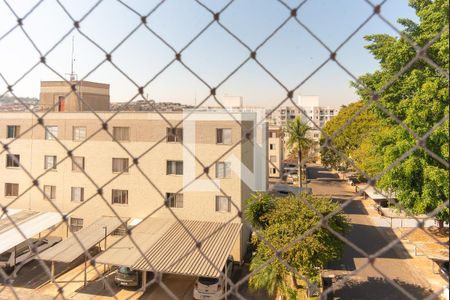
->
[43,185,56,200]
[44,155,57,170]
[72,126,87,141]
[112,158,129,173]
[166,128,183,143]
[216,162,231,179]
[112,189,128,205]
[216,128,232,145]
[166,160,183,175]
[5,183,18,197]
[7,125,20,139]
[71,187,84,202]
[215,196,231,213]
[269,143,276,150]
[45,126,58,140]
[166,193,183,208]
[70,217,83,232]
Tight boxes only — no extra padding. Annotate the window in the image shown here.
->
[215,196,231,212]
[112,158,129,173]
[166,193,183,208]
[216,128,232,145]
[7,125,20,138]
[112,189,128,205]
[111,224,127,236]
[70,218,83,232]
[313,133,319,138]
[6,154,20,168]
[45,126,58,140]
[71,187,84,202]
[44,155,57,170]
[270,155,277,163]
[216,162,231,179]
[113,127,129,141]
[58,96,65,112]
[166,128,183,142]
[269,143,276,150]
[73,126,86,141]
[271,168,277,174]
[5,183,18,197]
[44,185,56,200]
[72,156,85,172]
[166,160,183,175]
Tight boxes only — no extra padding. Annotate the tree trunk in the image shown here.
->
[298,149,302,188]
[438,219,444,229]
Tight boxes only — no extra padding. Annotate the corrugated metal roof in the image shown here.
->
[40,216,127,263]
[0,212,62,254]
[132,220,242,278]
[0,210,38,233]
[96,217,176,267]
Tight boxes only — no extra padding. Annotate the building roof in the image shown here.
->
[0,211,62,254]
[97,218,242,278]
[363,186,396,200]
[40,216,127,263]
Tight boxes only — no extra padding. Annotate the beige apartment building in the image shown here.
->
[0,110,265,262]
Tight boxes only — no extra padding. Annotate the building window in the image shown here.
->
[44,155,57,170]
[72,156,85,172]
[215,196,231,212]
[166,160,183,175]
[269,143,276,150]
[73,126,86,141]
[112,158,129,173]
[70,218,83,232]
[45,126,58,140]
[43,185,56,200]
[111,224,127,236]
[5,183,18,197]
[313,133,319,138]
[7,125,20,138]
[113,127,130,141]
[6,154,20,168]
[112,189,128,205]
[270,155,277,163]
[166,193,183,208]
[71,187,84,202]
[216,128,232,145]
[271,168,277,174]
[216,162,231,179]
[166,128,183,143]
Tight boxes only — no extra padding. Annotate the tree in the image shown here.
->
[286,117,314,187]
[352,0,449,224]
[246,193,350,299]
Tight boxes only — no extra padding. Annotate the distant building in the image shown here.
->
[268,126,283,178]
[40,80,110,112]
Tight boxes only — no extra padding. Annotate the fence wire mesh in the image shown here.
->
[0,0,448,299]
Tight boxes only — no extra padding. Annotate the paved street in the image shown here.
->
[306,165,435,299]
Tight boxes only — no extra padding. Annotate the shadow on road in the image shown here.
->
[307,166,340,180]
[333,277,433,300]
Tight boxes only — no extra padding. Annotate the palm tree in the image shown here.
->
[285,117,314,188]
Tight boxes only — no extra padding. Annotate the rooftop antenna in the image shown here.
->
[67,35,77,81]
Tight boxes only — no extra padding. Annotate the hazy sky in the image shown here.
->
[0,0,417,108]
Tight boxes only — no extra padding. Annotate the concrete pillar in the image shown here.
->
[141,271,147,291]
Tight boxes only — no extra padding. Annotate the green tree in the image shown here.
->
[286,117,314,187]
[246,193,350,299]
[353,0,449,223]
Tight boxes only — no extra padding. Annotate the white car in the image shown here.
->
[193,256,234,300]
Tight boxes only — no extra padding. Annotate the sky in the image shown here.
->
[0,0,418,108]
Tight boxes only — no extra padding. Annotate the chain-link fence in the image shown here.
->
[0,0,448,299]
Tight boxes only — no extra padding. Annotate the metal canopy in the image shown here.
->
[96,217,176,267]
[0,211,62,254]
[40,216,128,263]
[132,220,241,277]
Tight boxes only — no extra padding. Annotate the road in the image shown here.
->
[306,165,434,300]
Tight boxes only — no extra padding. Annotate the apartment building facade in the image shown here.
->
[268,126,283,178]
[0,110,265,261]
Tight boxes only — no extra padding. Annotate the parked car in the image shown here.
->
[439,261,449,281]
[193,256,234,300]
[271,183,312,197]
[114,266,141,287]
[0,237,62,273]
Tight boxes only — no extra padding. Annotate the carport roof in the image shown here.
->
[97,218,242,278]
[0,211,62,254]
[40,216,128,263]
[363,186,396,200]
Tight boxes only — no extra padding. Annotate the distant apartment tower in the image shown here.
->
[40,80,110,112]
